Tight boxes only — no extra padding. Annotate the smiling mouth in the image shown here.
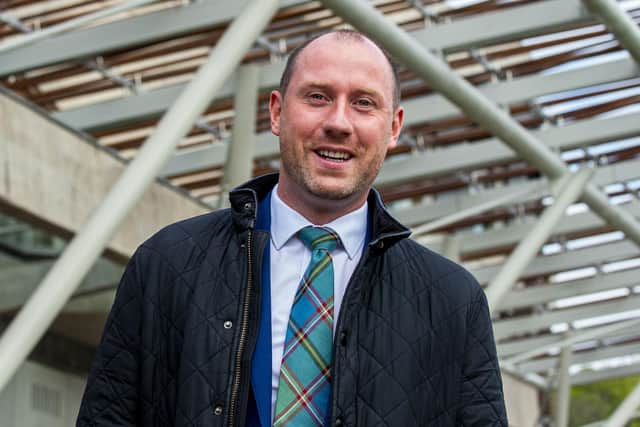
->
[316,149,352,162]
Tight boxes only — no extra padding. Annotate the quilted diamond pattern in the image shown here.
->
[76,177,507,426]
[77,210,248,426]
[332,239,507,426]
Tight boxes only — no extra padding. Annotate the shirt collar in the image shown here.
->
[270,184,368,260]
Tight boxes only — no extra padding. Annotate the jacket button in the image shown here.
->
[213,404,223,416]
[335,417,343,426]
[223,320,233,329]
[339,331,347,346]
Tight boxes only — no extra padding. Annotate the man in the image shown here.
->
[77,30,507,426]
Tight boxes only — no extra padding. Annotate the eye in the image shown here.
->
[354,97,375,109]
[307,92,328,103]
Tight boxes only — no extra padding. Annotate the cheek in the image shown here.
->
[283,112,313,137]
[359,126,388,149]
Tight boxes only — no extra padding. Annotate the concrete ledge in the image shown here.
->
[0,90,208,260]
[503,372,540,427]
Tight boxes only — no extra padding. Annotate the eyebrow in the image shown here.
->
[299,81,385,100]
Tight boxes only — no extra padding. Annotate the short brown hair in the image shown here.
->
[278,30,401,109]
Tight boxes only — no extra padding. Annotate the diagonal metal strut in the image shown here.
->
[319,0,640,249]
[0,0,281,393]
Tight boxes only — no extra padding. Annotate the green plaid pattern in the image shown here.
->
[273,226,338,427]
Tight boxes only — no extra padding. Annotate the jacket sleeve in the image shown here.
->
[76,249,144,426]
[457,288,508,426]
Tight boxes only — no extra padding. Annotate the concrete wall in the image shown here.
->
[503,372,541,427]
[0,90,208,259]
[0,361,86,427]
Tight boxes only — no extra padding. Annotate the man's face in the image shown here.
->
[270,34,404,214]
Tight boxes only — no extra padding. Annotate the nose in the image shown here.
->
[323,99,353,139]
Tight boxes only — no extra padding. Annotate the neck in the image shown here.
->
[276,183,368,225]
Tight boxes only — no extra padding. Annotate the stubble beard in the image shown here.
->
[280,146,385,203]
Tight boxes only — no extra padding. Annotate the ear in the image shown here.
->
[387,106,404,150]
[269,90,283,136]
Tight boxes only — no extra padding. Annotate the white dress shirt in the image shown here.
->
[269,185,368,421]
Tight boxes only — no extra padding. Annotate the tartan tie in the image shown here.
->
[273,226,338,427]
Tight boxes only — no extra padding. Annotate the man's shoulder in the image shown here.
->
[390,238,482,296]
[140,209,234,259]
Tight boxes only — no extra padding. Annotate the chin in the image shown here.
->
[307,179,362,202]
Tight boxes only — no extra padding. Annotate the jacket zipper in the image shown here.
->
[227,230,253,427]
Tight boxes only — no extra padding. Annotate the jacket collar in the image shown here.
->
[229,173,411,248]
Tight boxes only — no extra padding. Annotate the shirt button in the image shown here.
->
[213,404,223,416]
[335,417,343,426]
[223,320,233,329]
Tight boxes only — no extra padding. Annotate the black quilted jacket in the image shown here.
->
[77,174,507,426]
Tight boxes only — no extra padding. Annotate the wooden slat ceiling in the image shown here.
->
[3,4,636,198]
[2,0,639,261]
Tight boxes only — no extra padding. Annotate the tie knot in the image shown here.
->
[298,226,339,253]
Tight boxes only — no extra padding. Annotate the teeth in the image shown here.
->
[318,150,351,160]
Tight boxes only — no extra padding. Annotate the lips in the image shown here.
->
[316,149,352,162]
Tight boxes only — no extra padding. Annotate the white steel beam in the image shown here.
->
[500,335,572,359]
[54,61,285,132]
[603,380,640,427]
[584,0,640,66]
[148,49,640,189]
[451,203,640,261]
[494,295,640,341]
[485,168,594,310]
[411,182,547,237]
[320,0,640,249]
[378,113,640,189]
[219,64,260,207]
[0,0,160,53]
[573,363,640,385]
[410,0,593,53]
[0,0,280,393]
[53,18,637,132]
[0,0,305,76]
[471,239,640,286]
[556,338,573,427]
[0,13,30,33]
[397,156,640,229]
[422,205,640,262]
[499,268,640,312]
[399,57,638,129]
[519,341,640,374]
[498,323,640,359]
[161,103,640,181]
[0,0,591,78]
[501,318,640,364]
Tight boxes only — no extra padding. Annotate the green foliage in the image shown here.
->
[569,376,640,426]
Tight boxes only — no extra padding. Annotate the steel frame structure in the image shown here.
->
[1,0,640,424]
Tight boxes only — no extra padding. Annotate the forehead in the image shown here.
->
[291,34,395,97]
